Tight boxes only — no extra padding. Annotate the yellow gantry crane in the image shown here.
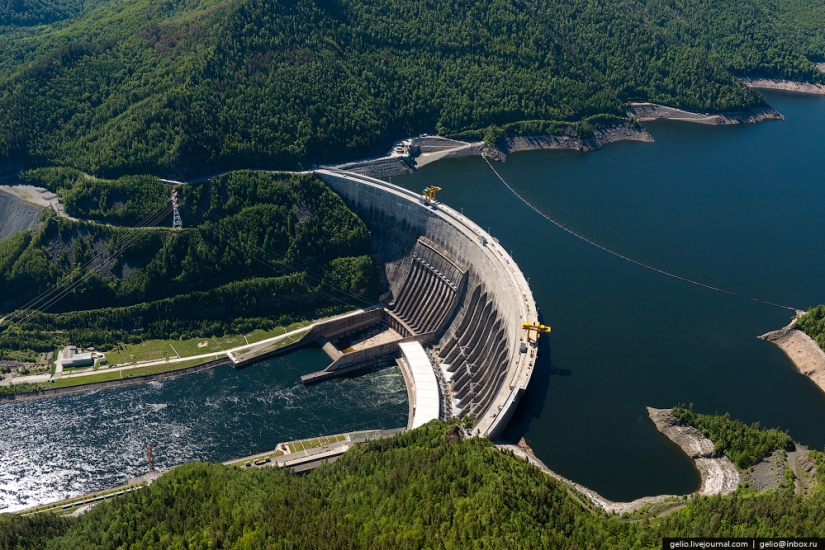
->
[422,186,442,203]
[522,321,551,344]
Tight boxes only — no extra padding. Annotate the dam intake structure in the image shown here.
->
[284,168,541,439]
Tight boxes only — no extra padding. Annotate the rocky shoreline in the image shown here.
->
[646,407,740,496]
[740,77,825,95]
[337,126,654,179]
[759,315,825,394]
[496,406,741,515]
[497,443,677,515]
[627,102,784,124]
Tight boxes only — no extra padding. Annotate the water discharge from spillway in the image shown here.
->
[483,157,799,312]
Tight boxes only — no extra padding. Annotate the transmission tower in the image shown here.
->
[146,443,155,471]
[171,189,183,229]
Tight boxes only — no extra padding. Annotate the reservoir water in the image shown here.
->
[1,90,824,510]
[395,90,825,501]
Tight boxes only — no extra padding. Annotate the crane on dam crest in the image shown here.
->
[421,185,442,205]
[522,322,551,344]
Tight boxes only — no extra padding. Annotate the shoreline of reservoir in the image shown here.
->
[498,407,740,515]
[626,103,784,125]
[759,315,825,395]
[740,77,825,95]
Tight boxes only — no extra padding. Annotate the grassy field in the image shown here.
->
[49,358,208,389]
[287,434,347,453]
[245,321,312,345]
[231,329,309,363]
[103,321,312,366]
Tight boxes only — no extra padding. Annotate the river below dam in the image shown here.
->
[0,350,407,512]
[1,90,824,511]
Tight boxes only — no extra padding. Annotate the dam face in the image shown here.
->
[315,168,540,438]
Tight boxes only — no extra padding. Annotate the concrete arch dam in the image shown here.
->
[307,168,541,439]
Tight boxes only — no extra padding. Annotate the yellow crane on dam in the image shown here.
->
[522,322,551,344]
[422,186,442,203]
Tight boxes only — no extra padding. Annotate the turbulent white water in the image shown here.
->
[0,349,407,512]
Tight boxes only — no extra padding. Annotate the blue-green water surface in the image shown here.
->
[396,90,825,501]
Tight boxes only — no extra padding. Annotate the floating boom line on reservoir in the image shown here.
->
[482,157,798,312]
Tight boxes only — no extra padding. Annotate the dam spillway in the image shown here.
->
[313,168,540,439]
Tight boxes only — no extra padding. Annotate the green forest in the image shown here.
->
[796,305,825,351]
[671,405,795,469]
[0,0,823,177]
[0,170,378,353]
[2,417,824,548]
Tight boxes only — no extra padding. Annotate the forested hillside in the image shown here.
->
[796,305,825,351]
[2,420,824,548]
[0,170,378,353]
[0,0,823,178]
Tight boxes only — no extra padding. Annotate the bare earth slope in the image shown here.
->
[0,188,43,243]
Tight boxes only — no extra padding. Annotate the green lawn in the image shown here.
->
[286,434,347,454]
[246,321,310,345]
[103,321,312,366]
[50,358,208,389]
[232,330,308,363]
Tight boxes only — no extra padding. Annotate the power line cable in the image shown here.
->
[0,204,173,335]
[483,157,800,312]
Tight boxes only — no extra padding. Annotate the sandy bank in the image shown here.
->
[647,407,740,496]
[627,102,784,124]
[740,77,825,95]
[759,316,825,394]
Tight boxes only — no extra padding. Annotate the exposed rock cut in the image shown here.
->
[747,449,785,492]
[627,103,784,124]
[647,407,740,496]
[500,126,653,155]
[333,127,653,178]
[0,188,44,243]
[740,77,825,95]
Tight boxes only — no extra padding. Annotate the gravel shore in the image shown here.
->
[740,77,825,95]
[647,407,740,496]
[627,103,784,124]
[759,316,825,394]
[495,406,741,515]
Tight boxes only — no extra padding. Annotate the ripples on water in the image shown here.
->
[0,348,407,512]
